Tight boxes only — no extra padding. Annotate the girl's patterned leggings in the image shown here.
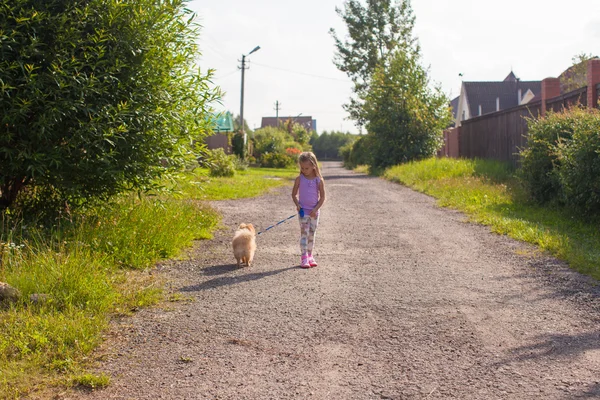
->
[299,215,319,255]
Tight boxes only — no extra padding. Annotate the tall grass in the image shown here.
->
[384,157,600,280]
[0,165,296,397]
[0,196,218,397]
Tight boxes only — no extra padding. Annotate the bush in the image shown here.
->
[312,131,358,160]
[519,111,575,203]
[252,127,292,158]
[520,108,600,216]
[0,0,218,210]
[207,149,235,177]
[555,110,600,215]
[260,153,296,169]
[342,135,374,169]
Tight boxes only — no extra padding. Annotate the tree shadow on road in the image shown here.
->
[493,330,600,367]
[179,265,297,292]
[579,382,600,398]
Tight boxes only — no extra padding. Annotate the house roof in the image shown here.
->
[463,77,541,117]
[261,116,315,132]
[212,112,234,133]
[450,96,460,120]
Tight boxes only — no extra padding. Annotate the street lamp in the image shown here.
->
[239,45,261,155]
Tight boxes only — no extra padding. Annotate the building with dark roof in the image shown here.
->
[453,72,542,127]
[261,116,316,132]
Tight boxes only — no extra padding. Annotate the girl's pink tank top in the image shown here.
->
[299,174,320,214]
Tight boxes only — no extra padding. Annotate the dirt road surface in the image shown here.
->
[71,162,600,399]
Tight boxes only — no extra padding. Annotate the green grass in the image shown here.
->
[0,166,294,398]
[169,167,297,200]
[383,157,600,280]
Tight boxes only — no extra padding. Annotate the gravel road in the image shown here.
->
[70,161,600,399]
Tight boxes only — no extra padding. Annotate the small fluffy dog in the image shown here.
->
[232,223,256,267]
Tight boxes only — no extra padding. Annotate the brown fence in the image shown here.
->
[546,86,587,113]
[458,101,542,167]
[439,85,599,167]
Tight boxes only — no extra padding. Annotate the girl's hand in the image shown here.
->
[309,210,317,218]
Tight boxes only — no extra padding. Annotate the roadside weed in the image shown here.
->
[1,167,291,397]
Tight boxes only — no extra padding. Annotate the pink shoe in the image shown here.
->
[308,255,318,267]
[300,255,310,269]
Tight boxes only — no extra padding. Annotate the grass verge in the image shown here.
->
[0,166,295,398]
[383,157,600,280]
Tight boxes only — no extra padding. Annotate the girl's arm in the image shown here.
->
[291,176,301,211]
[310,178,326,217]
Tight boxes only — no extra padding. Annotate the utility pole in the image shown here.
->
[239,46,260,155]
[274,101,281,126]
[239,55,248,145]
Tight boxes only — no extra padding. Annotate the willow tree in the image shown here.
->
[0,0,219,210]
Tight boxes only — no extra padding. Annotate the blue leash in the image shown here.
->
[257,209,304,235]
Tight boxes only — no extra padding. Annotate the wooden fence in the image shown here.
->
[458,101,541,167]
[440,85,598,167]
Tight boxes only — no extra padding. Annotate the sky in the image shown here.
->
[190,0,600,134]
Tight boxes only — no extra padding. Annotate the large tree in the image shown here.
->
[331,0,451,168]
[329,0,417,125]
[0,0,219,210]
[363,49,451,169]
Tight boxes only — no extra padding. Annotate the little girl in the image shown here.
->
[291,152,326,268]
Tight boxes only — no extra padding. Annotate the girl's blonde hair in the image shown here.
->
[298,151,322,178]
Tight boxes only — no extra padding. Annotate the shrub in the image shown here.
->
[520,108,600,216]
[342,135,374,169]
[555,110,600,215]
[260,153,296,169]
[252,127,291,158]
[0,0,218,210]
[207,149,235,177]
[519,111,576,203]
[232,156,249,171]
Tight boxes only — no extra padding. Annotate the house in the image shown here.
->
[452,72,542,127]
[205,111,234,153]
[260,116,316,132]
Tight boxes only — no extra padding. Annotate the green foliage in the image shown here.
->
[205,148,236,178]
[260,152,296,169]
[0,0,219,210]
[330,0,417,125]
[331,0,451,166]
[311,131,358,160]
[0,188,220,396]
[384,157,600,280]
[341,135,374,169]
[555,111,600,215]
[251,126,303,167]
[231,132,246,159]
[519,108,600,216]
[561,53,598,93]
[71,373,110,389]
[363,49,452,169]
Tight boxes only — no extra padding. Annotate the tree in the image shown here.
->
[560,52,599,93]
[330,0,417,125]
[362,49,452,169]
[311,131,357,160]
[0,0,219,210]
